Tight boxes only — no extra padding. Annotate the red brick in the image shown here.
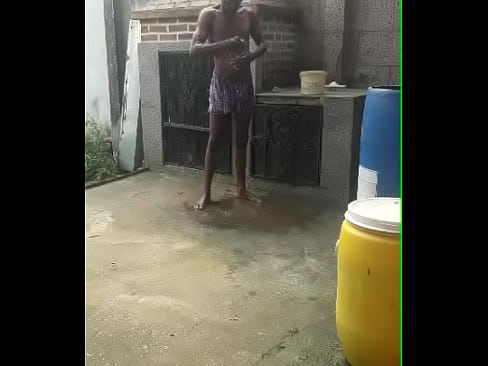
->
[159,34,177,41]
[283,15,294,24]
[178,33,193,40]
[282,35,296,41]
[149,25,168,33]
[142,34,158,41]
[158,17,177,23]
[266,52,279,60]
[168,24,188,32]
[140,19,157,25]
[281,51,295,60]
[141,26,149,33]
[189,24,197,31]
[278,25,295,33]
[178,16,198,23]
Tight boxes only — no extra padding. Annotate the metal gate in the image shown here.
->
[251,104,323,186]
[159,52,232,173]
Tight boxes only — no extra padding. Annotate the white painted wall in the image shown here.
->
[85,0,111,136]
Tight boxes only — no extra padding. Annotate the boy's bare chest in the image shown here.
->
[210,13,251,41]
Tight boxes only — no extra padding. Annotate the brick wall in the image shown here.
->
[138,5,300,92]
[140,16,198,42]
[137,0,218,11]
[260,7,299,90]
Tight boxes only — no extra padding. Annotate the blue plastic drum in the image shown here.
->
[357,86,400,199]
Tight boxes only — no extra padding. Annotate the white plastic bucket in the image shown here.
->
[299,70,328,95]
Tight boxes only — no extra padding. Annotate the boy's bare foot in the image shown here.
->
[194,194,212,210]
[235,189,261,203]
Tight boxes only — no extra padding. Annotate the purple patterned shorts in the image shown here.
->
[208,72,255,115]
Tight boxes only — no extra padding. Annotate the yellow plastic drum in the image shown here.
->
[336,198,400,366]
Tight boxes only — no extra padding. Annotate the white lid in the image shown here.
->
[344,197,400,234]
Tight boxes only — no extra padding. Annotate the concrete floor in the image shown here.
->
[85,168,347,366]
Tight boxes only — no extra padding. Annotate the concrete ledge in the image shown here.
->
[256,97,322,106]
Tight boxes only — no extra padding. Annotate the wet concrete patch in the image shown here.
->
[86,169,346,366]
[184,189,335,234]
